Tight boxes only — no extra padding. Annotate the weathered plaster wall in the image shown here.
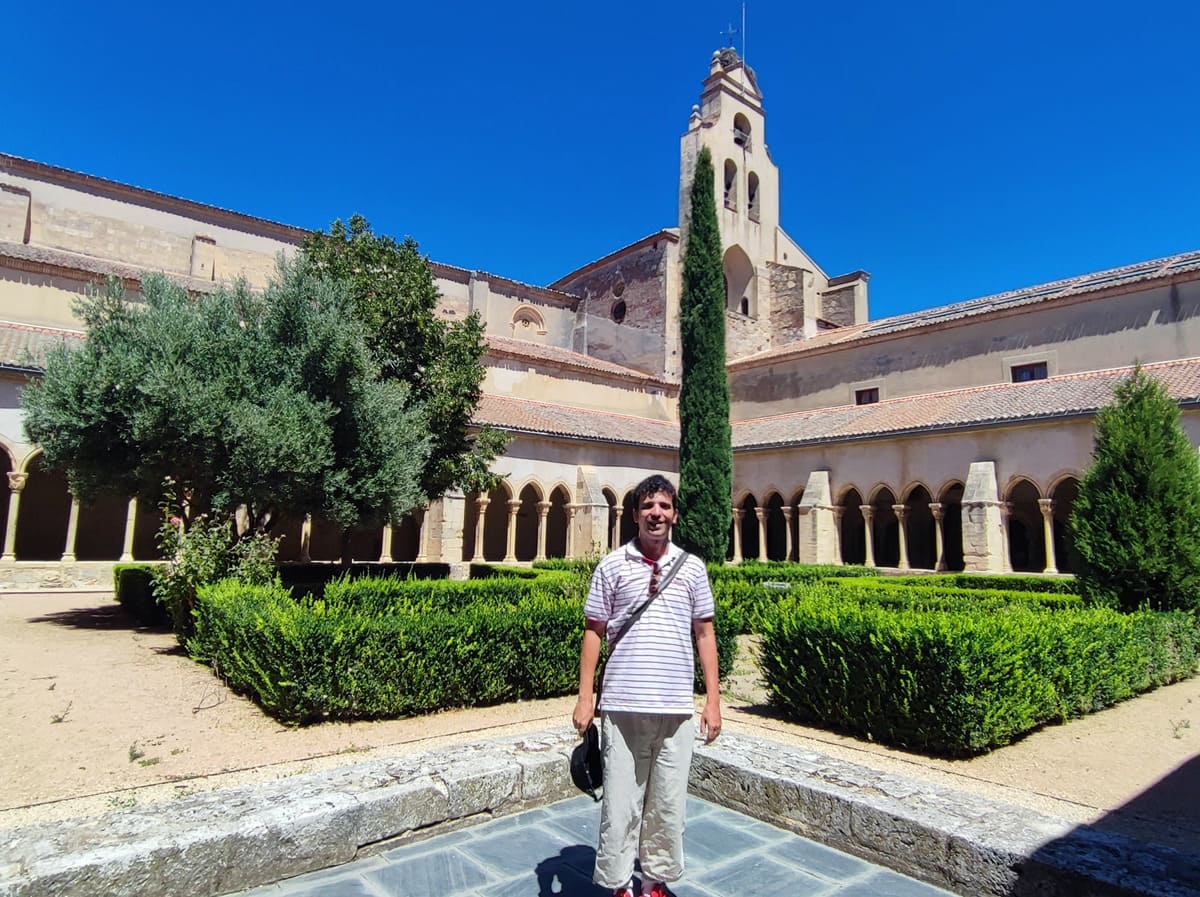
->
[482,363,676,420]
[556,240,671,376]
[729,280,1200,419]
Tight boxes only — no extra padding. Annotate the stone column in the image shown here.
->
[860,505,876,568]
[416,509,431,563]
[61,497,82,562]
[120,497,138,562]
[609,503,619,551]
[796,471,837,564]
[831,506,844,565]
[299,513,313,563]
[929,502,946,572]
[961,461,1005,573]
[892,504,910,570]
[781,506,794,562]
[1038,498,1058,574]
[535,500,551,561]
[2,473,25,562]
[473,495,490,562]
[731,509,744,563]
[1000,502,1014,573]
[504,499,520,563]
[565,504,578,558]
[754,507,768,562]
[433,491,466,566]
[379,524,394,563]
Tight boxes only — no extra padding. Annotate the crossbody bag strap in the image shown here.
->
[595,548,691,709]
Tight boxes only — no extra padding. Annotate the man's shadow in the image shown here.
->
[534,844,609,897]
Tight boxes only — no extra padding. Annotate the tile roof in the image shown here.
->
[485,335,675,388]
[473,394,679,449]
[0,321,83,369]
[733,358,1200,449]
[732,248,1200,368]
[0,240,220,293]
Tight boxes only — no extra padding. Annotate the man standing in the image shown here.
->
[573,474,722,897]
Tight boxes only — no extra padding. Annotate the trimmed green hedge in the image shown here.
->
[709,562,878,585]
[824,577,1083,611]
[760,590,1200,755]
[469,562,542,579]
[891,573,1078,595]
[113,563,168,626]
[192,574,736,724]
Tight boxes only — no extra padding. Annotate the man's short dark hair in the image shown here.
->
[631,474,677,510]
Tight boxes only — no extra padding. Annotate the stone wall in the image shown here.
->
[556,239,671,376]
[725,308,772,359]
[766,262,809,347]
[820,284,857,326]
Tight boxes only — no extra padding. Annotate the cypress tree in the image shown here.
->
[1071,366,1200,613]
[675,146,733,561]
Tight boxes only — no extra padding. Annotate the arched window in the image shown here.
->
[723,245,756,316]
[733,113,752,149]
[747,172,760,222]
[723,159,738,211]
[511,305,546,340]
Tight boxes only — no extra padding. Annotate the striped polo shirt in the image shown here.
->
[585,539,715,716]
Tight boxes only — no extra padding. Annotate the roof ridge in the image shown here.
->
[0,319,85,337]
[734,357,1200,428]
[481,393,675,427]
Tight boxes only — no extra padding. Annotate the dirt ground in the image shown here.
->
[1,592,1197,853]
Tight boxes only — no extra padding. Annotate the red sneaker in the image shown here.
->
[614,889,635,897]
[645,883,670,897]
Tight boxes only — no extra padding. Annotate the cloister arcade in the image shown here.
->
[727,476,1081,574]
[0,440,1082,575]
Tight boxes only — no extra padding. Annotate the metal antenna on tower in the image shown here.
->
[742,1,747,64]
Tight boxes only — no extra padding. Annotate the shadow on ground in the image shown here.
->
[1014,753,1200,894]
[535,845,608,897]
[27,602,168,632]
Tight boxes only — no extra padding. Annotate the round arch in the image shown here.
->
[1005,478,1044,572]
[936,480,965,572]
[723,245,757,316]
[763,491,787,561]
[838,487,866,565]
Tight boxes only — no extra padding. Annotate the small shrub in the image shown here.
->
[154,511,279,642]
[1072,367,1200,612]
[113,563,167,625]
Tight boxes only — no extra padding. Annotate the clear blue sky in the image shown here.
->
[5,1,1198,320]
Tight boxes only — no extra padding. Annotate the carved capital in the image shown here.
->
[6,472,27,493]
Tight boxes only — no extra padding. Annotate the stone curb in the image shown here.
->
[1,730,1197,897]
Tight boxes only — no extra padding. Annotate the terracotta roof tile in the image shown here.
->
[733,249,1200,368]
[485,335,674,387]
[0,321,84,369]
[473,394,678,449]
[733,358,1200,449]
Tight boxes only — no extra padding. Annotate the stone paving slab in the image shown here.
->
[232,796,956,897]
[2,729,1198,897]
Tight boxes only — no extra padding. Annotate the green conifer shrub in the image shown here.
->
[1072,367,1200,613]
[676,146,732,562]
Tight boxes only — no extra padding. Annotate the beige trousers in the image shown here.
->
[593,711,695,889]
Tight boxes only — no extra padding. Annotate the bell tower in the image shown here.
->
[679,48,779,320]
[678,48,867,358]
